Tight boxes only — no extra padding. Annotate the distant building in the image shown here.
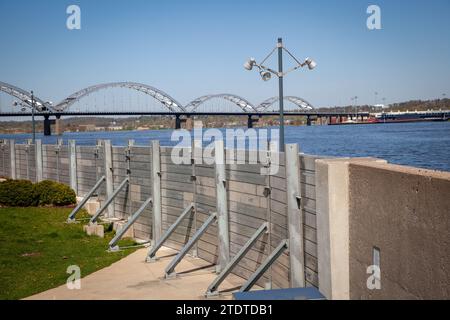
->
[108,126,123,131]
[79,124,96,132]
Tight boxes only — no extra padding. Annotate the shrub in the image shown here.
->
[33,180,76,207]
[0,179,76,207]
[0,179,39,207]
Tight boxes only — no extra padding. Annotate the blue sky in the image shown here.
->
[0,0,449,107]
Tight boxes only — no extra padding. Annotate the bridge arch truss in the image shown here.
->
[257,96,315,112]
[0,81,50,111]
[54,82,185,112]
[185,94,258,113]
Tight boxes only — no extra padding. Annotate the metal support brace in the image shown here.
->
[215,139,229,272]
[146,203,195,262]
[25,141,30,180]
[108,196,153,251]
[54,139,62,182]
[206,222,269,297]
[69,140,78,194]
[89,177,129,224]
[67,175,106,222]
[151,140,162,244]
[239,239,289,292]
[285,143,306,287]
[103,140,114,218]
[35,139,43,182]
[164,212,217,278]
[10,140,16,179]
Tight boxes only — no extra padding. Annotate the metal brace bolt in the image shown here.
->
[296,196,302,209]
[263,186,271,197]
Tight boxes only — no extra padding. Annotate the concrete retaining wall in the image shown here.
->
[348,162,450,299]
[316,158,450,300]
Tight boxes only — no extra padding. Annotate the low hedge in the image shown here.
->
[0,179,76,207]
[0,180,38,207]
[33,180,77,206]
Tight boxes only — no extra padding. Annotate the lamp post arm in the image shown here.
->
[259,46,278,65]
[282,46,304,66]
[257,64,280,77]
[283,63,307,76]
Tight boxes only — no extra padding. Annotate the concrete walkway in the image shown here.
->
[26,247,246,300]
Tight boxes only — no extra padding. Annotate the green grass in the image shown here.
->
[0,207,138,300]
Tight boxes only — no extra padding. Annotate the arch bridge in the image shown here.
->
[1,80,374,134]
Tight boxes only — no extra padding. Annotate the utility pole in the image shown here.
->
[31,90,36,144]
[277,38,285,152]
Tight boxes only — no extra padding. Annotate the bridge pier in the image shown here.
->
[185,116,193,130]
[44,115,52,136]
[247,115,259,128]
[175,115,181,130]
[44,115,59,136]
[55,115,62,135]
[306,116,312,126]
[175,114,188,130]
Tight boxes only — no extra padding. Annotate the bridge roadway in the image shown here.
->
[0,111,370,117]
[2,110,449,134]
[0,111,371,134]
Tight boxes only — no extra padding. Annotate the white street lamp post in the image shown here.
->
[244,38,316,152]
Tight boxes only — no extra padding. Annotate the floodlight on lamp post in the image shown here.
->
[12,90,41,144]
[259,70,272,81]
[244,37,316,152]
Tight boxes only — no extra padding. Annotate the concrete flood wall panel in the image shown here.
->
[194,158,219,264]
[42,144,70,185]
[112,146,130,220]
[111,145,153,241]
[128,146,153,241]
[160,147,197,252]
[348,162,450,299]
[269,159,289,289]
[76,146,105,198]
[269,154,320,289]
[224,151,271,288]
[0,142,11,178]
[15,144,37,182]
[300,154,321,287]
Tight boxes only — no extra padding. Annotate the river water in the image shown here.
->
[1,121,449,172]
